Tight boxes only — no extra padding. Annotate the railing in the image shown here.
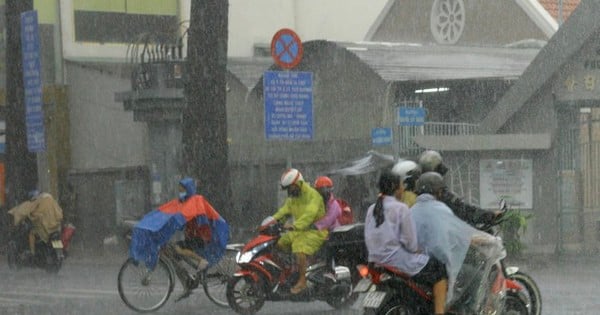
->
[397,121,479,154]
[421,122,479,136]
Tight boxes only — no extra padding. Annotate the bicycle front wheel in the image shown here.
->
[203,246,241,307]
[118,257,174,313]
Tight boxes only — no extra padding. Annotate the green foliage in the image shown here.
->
[499,209,533,257]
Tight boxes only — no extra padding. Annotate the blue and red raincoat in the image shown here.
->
[129,177,229,269]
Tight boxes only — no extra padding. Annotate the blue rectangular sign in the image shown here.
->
[264,71,313,140]
[398,107,426,126]
[371,127,392,146]
[21,10,45,152]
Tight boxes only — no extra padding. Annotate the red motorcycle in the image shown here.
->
[353,205,530,315]
[226,218,366,315]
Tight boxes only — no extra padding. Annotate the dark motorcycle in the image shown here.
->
[226,219,367,315]
[6,217,71,273]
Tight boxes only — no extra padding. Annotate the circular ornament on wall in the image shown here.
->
[430,0,466,44]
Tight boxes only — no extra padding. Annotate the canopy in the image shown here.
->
[327,150,397,176]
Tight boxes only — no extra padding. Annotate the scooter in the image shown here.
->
[226,218,366,315]
[6,218,73,273]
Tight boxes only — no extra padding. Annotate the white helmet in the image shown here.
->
[418,150,444,173]
[280,168,304,188]
[391,160,421,181]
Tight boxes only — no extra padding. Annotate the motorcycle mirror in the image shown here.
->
[498,199,507,211]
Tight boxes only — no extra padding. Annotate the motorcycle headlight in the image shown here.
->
[236,242,272,264]
[237,250,254,264]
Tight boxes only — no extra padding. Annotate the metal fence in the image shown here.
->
[398,121,479,155]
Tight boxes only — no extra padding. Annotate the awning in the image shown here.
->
[413,133,552,151]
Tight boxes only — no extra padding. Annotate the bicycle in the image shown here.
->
[118,242,241,312]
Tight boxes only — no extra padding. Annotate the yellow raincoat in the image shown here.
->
[8,193,63,242]
[273,181,327,255]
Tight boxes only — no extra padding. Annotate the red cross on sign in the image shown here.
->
[270,28,303,69]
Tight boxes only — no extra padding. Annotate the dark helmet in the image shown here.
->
[415,172,446,195]
[418,150,448,175]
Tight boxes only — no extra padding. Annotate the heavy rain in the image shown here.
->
[0,0,597,314]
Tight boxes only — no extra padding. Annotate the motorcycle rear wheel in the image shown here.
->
[43,247,62,273]
[118,257,174,313]
[6,241,19,270]
[226,275,266,315]
[325,287,358,309]
[510,271,542,315]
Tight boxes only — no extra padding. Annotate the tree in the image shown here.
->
[5,0,37,207]
[183,1,232,215]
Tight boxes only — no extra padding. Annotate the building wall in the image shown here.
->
[65,62,148,169]
[226,0,388,57]
[371,0,548,45]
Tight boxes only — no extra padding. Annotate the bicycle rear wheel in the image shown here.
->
[203,245,241,307]
[118,257,174,313]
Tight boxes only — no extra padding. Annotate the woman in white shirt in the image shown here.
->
[364,170,448,315]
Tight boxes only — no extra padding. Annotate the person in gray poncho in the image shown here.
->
[411,172,503,312]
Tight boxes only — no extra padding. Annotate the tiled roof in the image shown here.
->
[538,0,581,22]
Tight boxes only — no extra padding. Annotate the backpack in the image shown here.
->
[336,199,354,225]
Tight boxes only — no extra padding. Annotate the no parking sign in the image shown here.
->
[270,28,303,69]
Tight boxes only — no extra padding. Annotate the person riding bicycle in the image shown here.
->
[158,177,228,301]
[391,160,421,207]
[270,168,327,294]
[364,170,448,315]
[311,176,342,232]
[418,150,502,227]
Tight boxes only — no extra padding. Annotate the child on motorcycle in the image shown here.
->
[312,176,342,232]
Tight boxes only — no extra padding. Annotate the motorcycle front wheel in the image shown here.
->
[504,292,529,315]
[118,257,174,313]
[510,271,542,315]
[226,275,266,315]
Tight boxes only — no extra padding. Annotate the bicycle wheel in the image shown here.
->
[510,271,542,315]
[118,257,174,313]
[203,247,241,307]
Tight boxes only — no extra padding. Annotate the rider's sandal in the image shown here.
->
[175,277,196,302]
[290,283,307,294]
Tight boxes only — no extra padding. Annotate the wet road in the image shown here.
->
[0,249,597,315]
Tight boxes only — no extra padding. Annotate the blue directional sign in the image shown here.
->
[21,10,45,153]
[371,127,392,146]
[398,107,426,126]
[264,71,313,140]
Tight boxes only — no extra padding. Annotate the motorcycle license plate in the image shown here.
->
[354,278,373,293]
[51,240,64,249]
[363,291,386,308]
